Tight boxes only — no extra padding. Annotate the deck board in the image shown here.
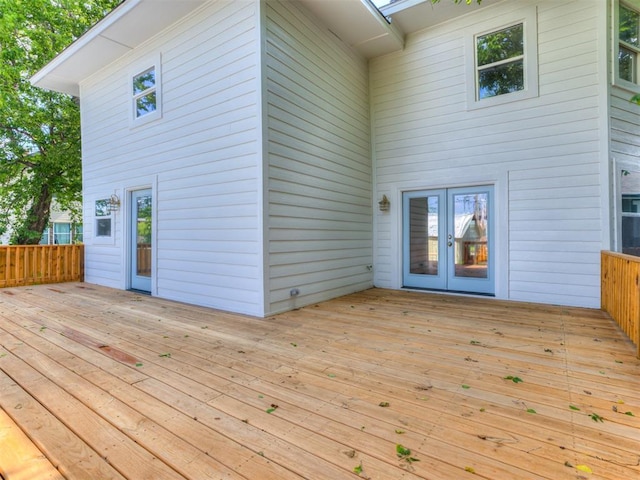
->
[0,284,638,479]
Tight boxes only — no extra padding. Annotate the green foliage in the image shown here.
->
[589,412,604,422]
[396,444,420,463]
[0,0,120,244]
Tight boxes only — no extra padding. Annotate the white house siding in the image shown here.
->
[371,0,606,308]
[265,0,373,314]
[611,89,640,166]
[80,1,264,315]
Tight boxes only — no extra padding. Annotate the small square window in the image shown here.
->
[96,218,112,237]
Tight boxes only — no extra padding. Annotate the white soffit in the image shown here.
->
[380,0,502,35]
[298,0,404,58]
[31,0,207,96]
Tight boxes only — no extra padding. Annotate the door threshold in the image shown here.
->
[402,286,495,298]
[128,288,151,295]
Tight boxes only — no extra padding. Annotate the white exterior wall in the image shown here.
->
[80,1,264,315]
[371,0,607,308]
[264,0,373,314]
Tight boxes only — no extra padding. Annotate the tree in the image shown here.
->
[0,0,120,244]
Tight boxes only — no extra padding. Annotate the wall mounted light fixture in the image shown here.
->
[378,194,390,212]
[108,193,121,212]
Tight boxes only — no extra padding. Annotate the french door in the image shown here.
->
[402,186,494,295]
[130,189,152,292]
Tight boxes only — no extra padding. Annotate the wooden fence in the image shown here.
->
[601,250,640,358]
[0,245,84,288]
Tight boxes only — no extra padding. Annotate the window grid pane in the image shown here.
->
[620,5,640,48]
[96,219,112,237]
[477,24,524,67]
[478,60,524,99]
[133,68,156,95]
[53,223,71,245]
[136,92,157,118]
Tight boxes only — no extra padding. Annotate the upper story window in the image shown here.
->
[466,7,538,109]
[133,67,157,118]
[618,3,640,86]
[476,24,524,100]
[130,55,162,126]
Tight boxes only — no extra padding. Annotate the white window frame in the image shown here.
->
[93,197,115,245]
[465,6,538,110]
[613,0,640,95]
[129,54,162,127]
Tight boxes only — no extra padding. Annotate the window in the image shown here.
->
[95,199,112,238]
[466,7,538,108]
[40,222,82,244]
[618,2,640,86]
[74,224,83,243]
[130,55,162,125]
[476,24,524,100]
[53,223,71,244]
[621,170,640,256]
[133,67,157,118]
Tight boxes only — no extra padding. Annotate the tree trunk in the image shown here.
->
[12,183,52,245]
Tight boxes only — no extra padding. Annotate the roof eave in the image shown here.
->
[31,0,208,96]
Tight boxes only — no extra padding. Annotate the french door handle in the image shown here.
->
[447,241,453,247]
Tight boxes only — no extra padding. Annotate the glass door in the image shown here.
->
[403,186,494,295]
[403,190,446,290]
[130,189,152,292]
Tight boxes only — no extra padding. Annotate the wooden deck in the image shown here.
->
[0,284,638,480]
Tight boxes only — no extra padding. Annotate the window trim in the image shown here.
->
[613,1,640,94]
[129,54,162,127]
[465,6,538,110]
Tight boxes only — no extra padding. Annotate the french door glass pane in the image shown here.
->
[452,193,488,279]
[409,196,439,275]
[136,194,152,277]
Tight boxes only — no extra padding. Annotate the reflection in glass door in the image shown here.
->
[130,189,152,292]
[403,186,494,295]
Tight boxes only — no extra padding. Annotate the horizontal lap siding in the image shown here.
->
[371,0,604,308]
[265,1,373,314]
[80,1,263,315]
[611,87,640,162]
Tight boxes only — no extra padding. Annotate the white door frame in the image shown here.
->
[401,185,495,295]
[128,187,153,293]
